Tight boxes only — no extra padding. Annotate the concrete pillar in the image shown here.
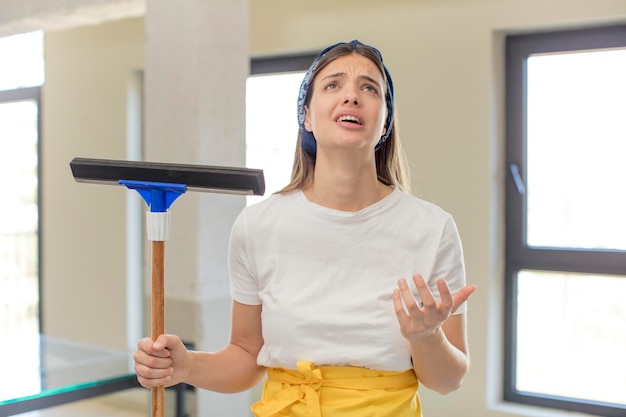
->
[144,0,252,415]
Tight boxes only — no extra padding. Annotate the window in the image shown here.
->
[0,31,44,338]
[505,25,626,417]
[246,53,316,205]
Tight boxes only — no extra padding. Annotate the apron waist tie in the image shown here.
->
[252,361,418,417]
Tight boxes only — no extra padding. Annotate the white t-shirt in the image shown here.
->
[228,188,467,371]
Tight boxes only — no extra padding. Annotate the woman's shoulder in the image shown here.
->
[239,191,299,219]
[392,191,461,242]
[394,189,452,218]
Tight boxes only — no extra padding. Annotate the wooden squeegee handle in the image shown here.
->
[152,241,165,417]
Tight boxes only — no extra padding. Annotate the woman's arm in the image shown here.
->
[134,301,265,393]
[393,274,476,394]
[407,313,469,394]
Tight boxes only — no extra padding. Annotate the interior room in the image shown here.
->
[0,1,625,416]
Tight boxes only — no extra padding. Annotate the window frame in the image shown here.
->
[250,52,316,76]
[504,24,626,417]
[0,85,42,333]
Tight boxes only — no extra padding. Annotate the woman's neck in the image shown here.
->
[303,153,392,212]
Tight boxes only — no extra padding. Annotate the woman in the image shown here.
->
[134,40,476,417]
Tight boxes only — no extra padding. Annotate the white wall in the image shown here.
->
[2,0,625,416]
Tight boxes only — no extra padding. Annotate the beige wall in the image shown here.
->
[247,2,625,416]
[42,16,144,348]
[37,0,626,416]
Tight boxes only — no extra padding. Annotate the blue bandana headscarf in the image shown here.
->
[297,40,395,156]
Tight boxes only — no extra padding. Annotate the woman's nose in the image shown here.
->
[343,83,360,105]
[343,91,359,105]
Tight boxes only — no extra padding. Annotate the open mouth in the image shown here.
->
[336,115,362,125]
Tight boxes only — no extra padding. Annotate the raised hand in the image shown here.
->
[393,273,476,344]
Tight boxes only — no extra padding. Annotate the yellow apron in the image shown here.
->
[251,361,421,417]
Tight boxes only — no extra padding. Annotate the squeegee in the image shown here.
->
[70,157,264,417]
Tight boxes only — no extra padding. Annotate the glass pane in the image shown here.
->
[516,270,626,405]
[0,31,44,91]
[0,335,134,405]
[245,72,303,206]
[0,99,39,337]
[526,49,626,250]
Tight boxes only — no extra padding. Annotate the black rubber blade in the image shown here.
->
[70,157,265,196]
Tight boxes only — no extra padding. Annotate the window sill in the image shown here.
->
[488,399,602,417]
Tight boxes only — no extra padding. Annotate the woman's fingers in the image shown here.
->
[411,275,473,316]
[412,274,433,309]
[451,284,477,314]
[393,288,410,327]
[137,337,170,357]
[411,275,451,320]
[394,275,476,343]
[398,277,421,313]
[435,278,454,312]
[134,356,174,388]
[133,336,179,388]
[135,373,173,388]
[411,275,450,328]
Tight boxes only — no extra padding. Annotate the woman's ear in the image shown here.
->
[304,105,313,132]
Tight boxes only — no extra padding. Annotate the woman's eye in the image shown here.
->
[363,84,379,94]
[324,81,338,90]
